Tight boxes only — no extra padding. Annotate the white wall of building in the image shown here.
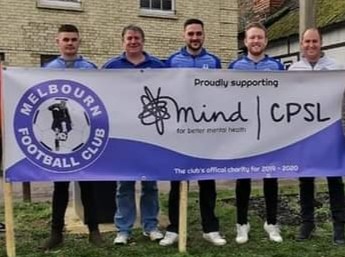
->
[265,26,345,68]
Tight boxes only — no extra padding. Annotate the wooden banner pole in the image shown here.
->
[178,181,188,252]
[1,62,16,257]
[4,181,16,257]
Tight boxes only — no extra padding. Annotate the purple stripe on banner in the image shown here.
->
[6,121,345,182]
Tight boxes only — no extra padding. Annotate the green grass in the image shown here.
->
[1,183,344,257]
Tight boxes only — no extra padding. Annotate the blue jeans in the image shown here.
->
[115,181,159,235]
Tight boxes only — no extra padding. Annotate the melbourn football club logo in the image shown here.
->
[14,80,109,173]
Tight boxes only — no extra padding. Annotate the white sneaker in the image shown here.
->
[203,232,227,246]
[236,223,250,244]
[114,233,129,245]
[159,231,178,246]
[264,222,283,242]
[143,229,164,241]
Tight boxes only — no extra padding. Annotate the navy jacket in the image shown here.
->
[102,52,164,69]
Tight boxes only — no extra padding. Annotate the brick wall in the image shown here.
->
[0,0,238,67]
[253,0,285,14]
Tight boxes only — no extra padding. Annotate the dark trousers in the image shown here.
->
[299,177,345,224]
[167,180,219,233]
[236,178,278,225]
[51,181,99,232]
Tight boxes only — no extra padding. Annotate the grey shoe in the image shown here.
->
[296,222,315,241]
[0,223,5,233]
[89,229,103,247]
[41,230,63,250]
[333,223,345,245]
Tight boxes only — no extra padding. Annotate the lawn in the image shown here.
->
[0,182,344,257]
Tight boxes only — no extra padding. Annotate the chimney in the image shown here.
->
[253,0,285,15]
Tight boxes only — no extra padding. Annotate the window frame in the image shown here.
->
[37,0,83,11]
[139,0,176,18]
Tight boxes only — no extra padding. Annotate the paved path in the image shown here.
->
[0,178,236,234]
[0,178,300,202]
[0,178,299,234]
[0,179,235,202]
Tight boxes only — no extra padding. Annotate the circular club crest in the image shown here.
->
[13,80,109,173]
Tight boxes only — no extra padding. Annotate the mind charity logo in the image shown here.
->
[13,80,109,173]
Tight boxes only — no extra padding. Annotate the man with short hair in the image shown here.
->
[228,22,284,244]
[289,28,345,245]
[41,24,103,250]
[159,18,226,247]
[103,25,164,245]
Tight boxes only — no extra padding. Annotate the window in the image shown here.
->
[141,0,172,10]
[0,53,4,62]
[37,0,83,11]
[140,0,176,18]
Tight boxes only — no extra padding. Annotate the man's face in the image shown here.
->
[56,32,80,57]
[244,27,267,56]
[183,24,205,52]
[123,30,144,55]
[301,29,322,62]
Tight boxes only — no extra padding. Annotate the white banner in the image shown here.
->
[3,68,345,181]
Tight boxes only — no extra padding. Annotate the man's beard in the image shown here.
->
[248,47,264,57]
[188,41,202,51]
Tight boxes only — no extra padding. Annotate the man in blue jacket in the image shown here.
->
[41,24,102,250]
[160,18,226,247]
[103,25,164,245]
[228,22,284,244]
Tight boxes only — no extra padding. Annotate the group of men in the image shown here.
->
[40,18,345,251]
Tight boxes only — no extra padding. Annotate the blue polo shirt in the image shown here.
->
[102,52,165,69]
[166,47,221,69]
[44,56,97,69]
[228,55,284,71]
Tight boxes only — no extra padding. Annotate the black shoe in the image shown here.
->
[333,223,345,245]
[40,230,63,250]
[89,229,103,247]
[0,223,5,233]
[296,222,315,241]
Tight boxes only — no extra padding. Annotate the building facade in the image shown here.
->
[237,0,345,68]
[0,0,238,67]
